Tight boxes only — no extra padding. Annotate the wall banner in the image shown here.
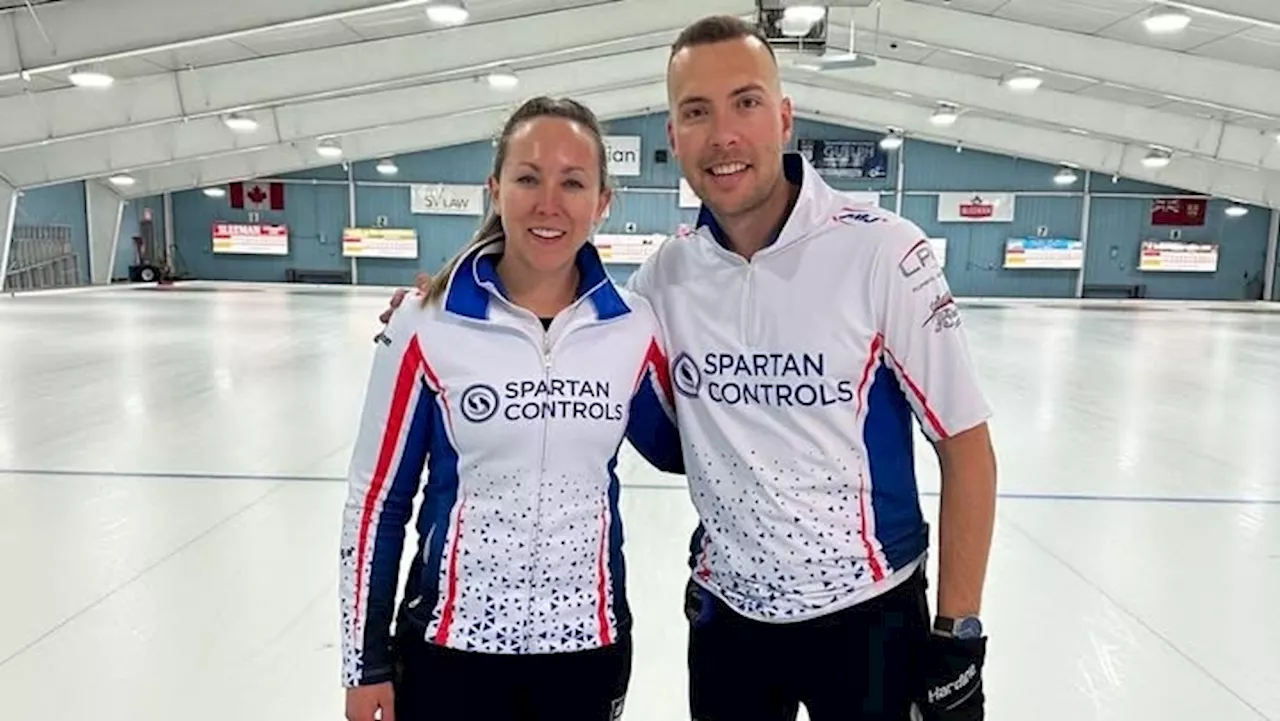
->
[603,135,642,176]
[410,183,486,216]
[342,228,419,259]
[1139,240,1219,272]
[593,233,667,264]
[938,192,1015,223]
[1003,238,1084,269]
[212,223,289,255]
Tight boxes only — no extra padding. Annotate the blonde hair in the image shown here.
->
[422,96,612,307]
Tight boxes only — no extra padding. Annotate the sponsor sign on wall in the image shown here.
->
[593,233,667,264]
[796,139,889,179]
[342,228,419,259]
[212,223,289,255]
[938,192,1015,223]
[1150,198,1207,226]
[1003,238,1084,269]
[1139,240,1219,272]
[603,135,642,176]
[410,183,486,215]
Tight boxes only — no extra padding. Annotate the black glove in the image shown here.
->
[918,632,986,720]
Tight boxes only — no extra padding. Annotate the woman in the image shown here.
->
[339,96,684,721]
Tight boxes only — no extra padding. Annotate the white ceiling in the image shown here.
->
[0,0,1278,208]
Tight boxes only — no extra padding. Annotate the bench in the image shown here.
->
[285,267,351,285]
[1082,283,1146,299]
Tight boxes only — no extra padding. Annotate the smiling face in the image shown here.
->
[488,115,612,276]
[666,34,794,223]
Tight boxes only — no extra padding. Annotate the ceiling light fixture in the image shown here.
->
[930,103,959,127]
[1142,147,1173,168]
[1053,167,1078,185]
[1003,70,1043,93]
[782,5,826,24]
[68,67,114,88]
[880,129,904,150]
[376,158,399,175]
[203,187,227,198]
[223,114,259,133]
[425,0,469,25]
[108,173,135,187]
[1225,204,1248,217]
[486,68,519,90]
[1143,4,1192,33]
[780,5,824,36]
[316,138,343,159]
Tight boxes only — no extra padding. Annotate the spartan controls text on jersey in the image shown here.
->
[459,378,625,423]
[672,352,854,407]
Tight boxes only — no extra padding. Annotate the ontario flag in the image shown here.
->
[229,181,285,211]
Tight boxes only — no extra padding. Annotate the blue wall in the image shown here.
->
[148,110,1274,301]
[7,181,171,284]
[12,182,90,283]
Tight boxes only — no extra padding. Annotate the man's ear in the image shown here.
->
[780,95,794,145]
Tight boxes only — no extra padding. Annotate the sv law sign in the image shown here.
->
[411,183,486,216]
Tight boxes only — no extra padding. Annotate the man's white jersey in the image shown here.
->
[339,238,682,687]
[628,152,991,622]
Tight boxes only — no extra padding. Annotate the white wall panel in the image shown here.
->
[84,180,125,284]
[0,178,16,288]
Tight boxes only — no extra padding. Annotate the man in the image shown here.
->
[381,15,997,721]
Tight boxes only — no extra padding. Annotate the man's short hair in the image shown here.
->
[669,14,777,63]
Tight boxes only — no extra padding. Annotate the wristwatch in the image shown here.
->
[933,615,983,639]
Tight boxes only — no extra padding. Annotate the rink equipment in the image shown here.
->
[127,207,174,284]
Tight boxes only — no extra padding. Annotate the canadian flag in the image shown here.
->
[229,181,285,211]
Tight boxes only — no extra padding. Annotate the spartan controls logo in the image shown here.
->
[460,378,624,422]
[674,352,854,408]
[460,383,500,422]
[672,352,702,398]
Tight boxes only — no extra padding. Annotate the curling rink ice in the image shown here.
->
[1,280,1279,721]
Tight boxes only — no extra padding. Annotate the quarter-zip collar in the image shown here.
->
[693,151,846,260]
[443,235,631,322]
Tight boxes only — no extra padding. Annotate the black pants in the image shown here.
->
[393,630,631,721]
[687,565,931,721]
